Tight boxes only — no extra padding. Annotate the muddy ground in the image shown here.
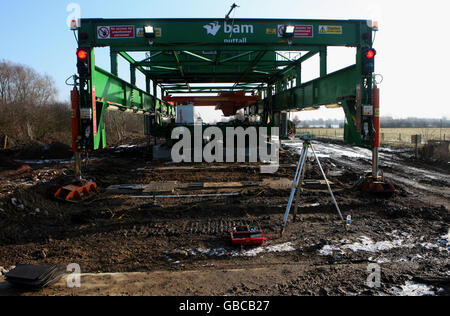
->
[0,139,448,296]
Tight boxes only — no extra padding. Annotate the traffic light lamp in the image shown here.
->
[76,48,90,77]
[362,48,376,74]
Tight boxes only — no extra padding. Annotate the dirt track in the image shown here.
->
[0,139,448,296]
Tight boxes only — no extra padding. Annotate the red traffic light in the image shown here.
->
[365,49,376,59]
[76,49,88,60]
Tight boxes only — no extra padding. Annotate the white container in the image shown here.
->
[176,103,195,124]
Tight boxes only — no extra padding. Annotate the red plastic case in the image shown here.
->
[230,225,265,246]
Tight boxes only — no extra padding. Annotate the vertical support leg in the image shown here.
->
[281,143,309,236]
[71,86,82,179]
[372,148,379,178]
[74,152,81,179]
[310,144,344,221]
[292,161,307,222]
[372,85,380,178]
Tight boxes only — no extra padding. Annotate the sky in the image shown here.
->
[1,0,449,123]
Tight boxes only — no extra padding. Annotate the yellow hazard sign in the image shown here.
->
[319,25,343,35]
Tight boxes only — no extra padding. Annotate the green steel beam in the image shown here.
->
[79,18,370,48]
[138,51,163,63]
[220,51,254,63]
[235,50,267,86]
[94,66,156,112]
[117,51,149,77]
[173,50,191,92]
[182,50,214,62]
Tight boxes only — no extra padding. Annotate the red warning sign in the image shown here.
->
[110,26,135,38]
[97,26,135,39]
[293,25,313,38]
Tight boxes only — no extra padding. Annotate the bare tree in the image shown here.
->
[0,60,64,147]
[0,60,56,106]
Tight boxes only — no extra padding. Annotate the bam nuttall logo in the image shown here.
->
[203,21,221,36]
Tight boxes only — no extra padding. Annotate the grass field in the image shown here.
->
[296,128,450,146]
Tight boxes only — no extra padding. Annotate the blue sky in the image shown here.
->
[1,0,449,121]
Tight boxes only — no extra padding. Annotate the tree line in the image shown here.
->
[0,60,144,149]
[0,60,71,147]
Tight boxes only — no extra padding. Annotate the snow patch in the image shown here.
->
[342,236,415,253]
[163,242,296,259]
[389,281,443,296]
[235,242,296,257]
[319,245,343,256]
[319,235,414,256]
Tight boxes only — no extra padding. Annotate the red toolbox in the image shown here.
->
[231,225,265,246]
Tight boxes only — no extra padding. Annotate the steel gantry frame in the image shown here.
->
[74,18,378,155]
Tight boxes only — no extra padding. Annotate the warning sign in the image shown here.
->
[97,26,110,39]
[278,25,313,38]
[319,25,343,35]
[97,26,135,39]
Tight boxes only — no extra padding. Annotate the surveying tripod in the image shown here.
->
[281,135,344,236]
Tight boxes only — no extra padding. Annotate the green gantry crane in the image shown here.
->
[63,17,391,198]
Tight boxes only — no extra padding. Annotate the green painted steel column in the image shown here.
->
[110,50,118,76]
[145,75,151,94]
[320,47,327,77]
[296,64,302,87]
[130,65,136,86]
[342,99,362,146]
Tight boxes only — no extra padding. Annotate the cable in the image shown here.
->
[73,30,78,44]
[65,75,78,86]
